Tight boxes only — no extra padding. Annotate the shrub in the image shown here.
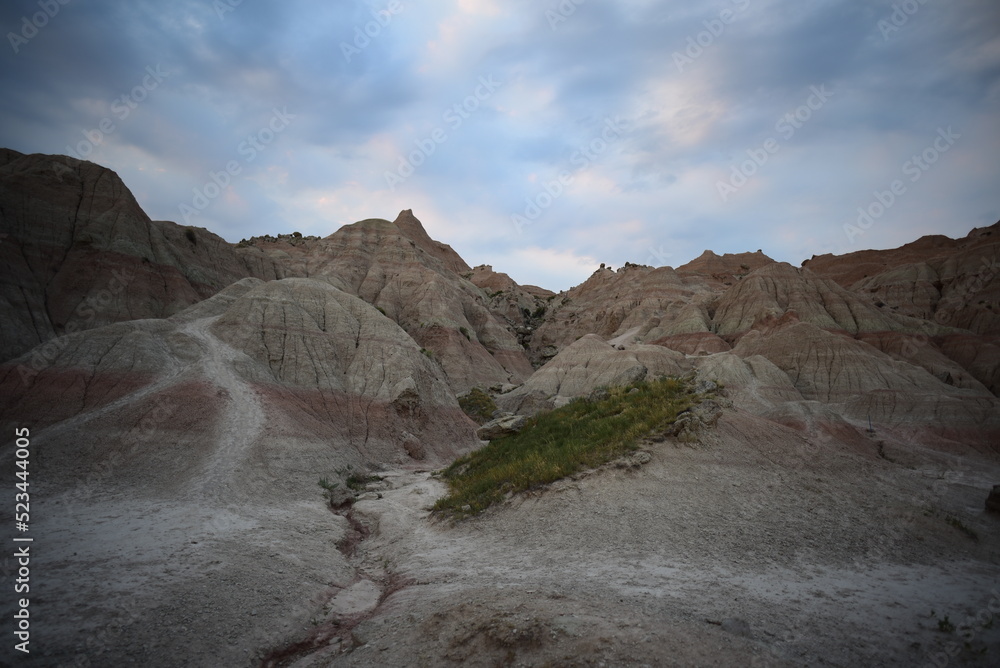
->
[458,388,497,425]
[317,477,339,504]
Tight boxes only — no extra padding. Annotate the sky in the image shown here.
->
[1,0,998,291]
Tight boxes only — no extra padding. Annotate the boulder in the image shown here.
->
[986,485,1000,514]
[477,414,527,440]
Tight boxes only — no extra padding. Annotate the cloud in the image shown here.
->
[496,245,600,292]
[1,0,997,291]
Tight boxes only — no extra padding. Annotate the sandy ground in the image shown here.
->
[273,419,1000,668]
[2,318,999,666]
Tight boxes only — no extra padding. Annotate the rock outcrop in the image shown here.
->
[731,320,1000,448]
[528,263,712,364]
[498,334,690,414]
[711,263,937,338]
[675,249,775,286]
[244,212,534,393]
[0,276,479,494]
[804,222,1000,335]
[208,277,477,463]
[0,149,288,364]
[476,414,528,441]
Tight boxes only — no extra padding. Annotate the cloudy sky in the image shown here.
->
[1,0,998,290]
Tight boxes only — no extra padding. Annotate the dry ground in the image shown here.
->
[3,328,999,666]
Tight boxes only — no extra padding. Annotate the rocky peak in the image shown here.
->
[676,248,775,285]
[392,209,471,274]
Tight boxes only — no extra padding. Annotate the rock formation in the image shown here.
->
[0,149,288,364]
[240,212,534,393]
[2,150,999,667]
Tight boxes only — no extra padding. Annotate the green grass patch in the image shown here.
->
[458,387,498,425]
[434,376,701,516]
[335,466,383,492]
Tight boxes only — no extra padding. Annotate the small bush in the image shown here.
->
[184,227,197,244]
[459,326,471,341]
[459,388,497,425]
[318,477,340,504]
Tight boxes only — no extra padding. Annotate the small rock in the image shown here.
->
[588,388,611,403]
[477,414,527,440]
[693,378,719,394]
[986,485,1000,514]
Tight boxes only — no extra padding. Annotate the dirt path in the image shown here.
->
[179,316,266,500]
[2,316,350,668]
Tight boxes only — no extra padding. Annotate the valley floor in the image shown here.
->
[7,411,1000,668]
[292,423,1000,668]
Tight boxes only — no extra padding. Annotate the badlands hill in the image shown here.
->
[1,149,999,667]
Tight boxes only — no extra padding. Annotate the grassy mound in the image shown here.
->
[434,376,701,516]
